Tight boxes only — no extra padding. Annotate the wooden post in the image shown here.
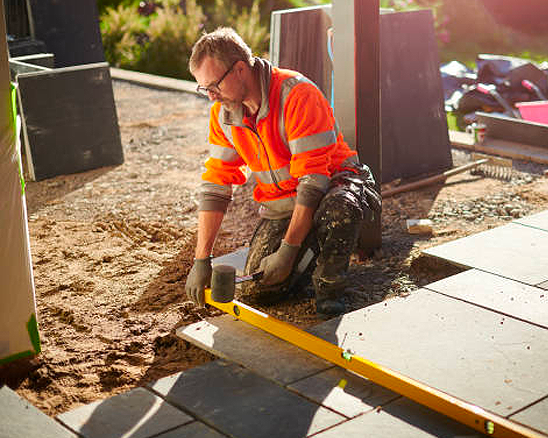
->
[333,0,381,255]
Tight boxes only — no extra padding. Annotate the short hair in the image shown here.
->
[189,27,254,74]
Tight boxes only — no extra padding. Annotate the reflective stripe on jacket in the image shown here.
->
[199,58,358,219]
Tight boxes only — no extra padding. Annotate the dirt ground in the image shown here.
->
[1,80,548,417]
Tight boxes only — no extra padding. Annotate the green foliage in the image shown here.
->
[136,0,206,79]
[100,0,277,79]
[100,3,148,68]
[230,1,269,55]
[206,0,269,56]
[97,0,131,15]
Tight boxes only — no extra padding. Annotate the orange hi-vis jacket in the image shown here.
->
[198,58,358,219]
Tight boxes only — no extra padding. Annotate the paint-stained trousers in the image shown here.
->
[240,163,381,305]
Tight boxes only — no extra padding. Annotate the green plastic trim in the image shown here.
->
[10,82,16,129]
[27,313,41,354]
[0,315,41,364]
[0,349,34,365]
[341,350,353,361]
[10,82,25,196]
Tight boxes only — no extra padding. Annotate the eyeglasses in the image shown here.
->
[196,61,238,96]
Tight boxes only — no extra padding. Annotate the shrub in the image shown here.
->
[136,0,206,79]
[206,0,269,57]
[229,0,270,56]
[100,0,273,79]
[100,3,148,68]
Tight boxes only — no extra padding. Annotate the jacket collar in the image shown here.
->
[220,57,272,127]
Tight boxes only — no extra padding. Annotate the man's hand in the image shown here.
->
[259,240,300,286]
[185,257,212,306]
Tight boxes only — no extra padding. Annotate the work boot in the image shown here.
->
[313,276,346,319]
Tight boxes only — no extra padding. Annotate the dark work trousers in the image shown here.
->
[239,163,381,305]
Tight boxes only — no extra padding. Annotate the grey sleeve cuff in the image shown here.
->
[198,193,231,212]
[295,184,324,209]
[198,181,233,212]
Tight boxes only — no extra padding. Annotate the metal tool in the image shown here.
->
[469,153,513,180]
[476,83,522,119]
[522,80,547,101]
[382,153,512,198]
[235,271,264,284]
[204,285,543,438]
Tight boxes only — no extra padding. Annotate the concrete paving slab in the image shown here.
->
[177,315,331,385]
[514,210,548,232]
[309,289,548,423]
[212,248,248,274]
[288,367,399,418]
[426,269,548,329]
[538,281,548,291]
[154,421,228,438]
[422,223,548,285]
[0,385,77,438]
[57,387,192,438]
[313,397,480,438]
[148,360,345,438]
[509,396,548,434]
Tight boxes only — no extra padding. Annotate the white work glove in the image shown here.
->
[259,240,300,286]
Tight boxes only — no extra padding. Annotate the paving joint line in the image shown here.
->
[423,285,548,330]
[512,221,548,234]
[507,394,548,419]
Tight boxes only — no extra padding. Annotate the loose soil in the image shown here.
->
[1,80,547,417]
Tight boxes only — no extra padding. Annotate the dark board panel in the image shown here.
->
[476,112,548,149]
[271,8,452,183]
[274,6,333,99]
[379,10,452,182]
[17,63,123,181]
[8,38,47,58]
[5,0,32,38]
[27,0,105,68]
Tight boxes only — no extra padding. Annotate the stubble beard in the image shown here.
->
[219,81,247,113]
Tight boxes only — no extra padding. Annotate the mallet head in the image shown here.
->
[211,264,236,303]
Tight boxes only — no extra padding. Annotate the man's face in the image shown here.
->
[193,57,245,111]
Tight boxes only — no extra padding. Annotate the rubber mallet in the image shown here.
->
[210,264,263,303]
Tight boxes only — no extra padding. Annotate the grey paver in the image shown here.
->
[155,421,228,438]
[426,269,548,329]
[212,248,248,274]
[309,289,548,424]
[0,385,77,438]
[57,387,192,438]
[509,396,548,433]
[148,360,345,438]
[422,222,548,285]
[177,315,331,385]
[514,210,548,232]
[288,367,399,418]
[313,397,480,438]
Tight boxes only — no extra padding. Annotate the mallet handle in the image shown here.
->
[235,271,263,284]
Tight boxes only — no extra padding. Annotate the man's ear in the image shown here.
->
[235,60,246,77]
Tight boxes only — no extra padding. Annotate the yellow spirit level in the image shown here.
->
[204,289,545,438]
